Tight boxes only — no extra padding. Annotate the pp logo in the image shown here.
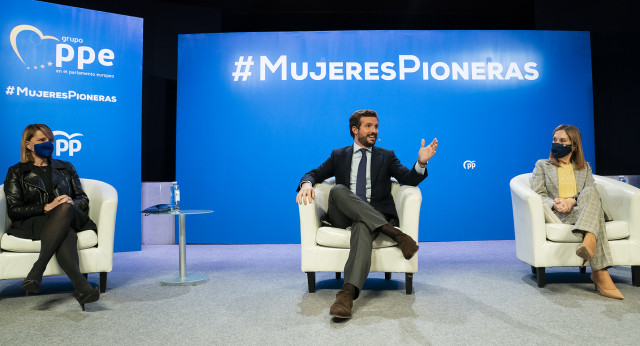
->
[463,160,476,169]
[53,131,83,156]
[10,25,114,70]
[10,25,58,70]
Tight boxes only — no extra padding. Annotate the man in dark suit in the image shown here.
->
[296,109,437,318]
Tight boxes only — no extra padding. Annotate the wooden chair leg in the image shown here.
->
[632,266,640,287]
[100,272,108,293]
[335,272,341,280]
[405,273,413,294]
[306,272,316,293]
[385,272,391,280]
[536,267,545,288]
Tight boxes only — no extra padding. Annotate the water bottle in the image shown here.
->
[170,181,181,212]
[618,176,628,184]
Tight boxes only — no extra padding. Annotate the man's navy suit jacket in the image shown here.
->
[298,145,427,218]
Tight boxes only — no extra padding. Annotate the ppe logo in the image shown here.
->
[463,160,476,169]
[53,130,83,156]
[9,25,114,71]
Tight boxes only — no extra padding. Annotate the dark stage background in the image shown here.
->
[44,0,640,179]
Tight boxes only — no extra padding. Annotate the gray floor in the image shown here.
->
[0,241,638,345]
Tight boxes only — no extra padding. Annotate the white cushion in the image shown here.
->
[0,230,98,252]
[316,226,397,249]
[546,221,629,243]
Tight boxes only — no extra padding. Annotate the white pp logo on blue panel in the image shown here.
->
[53,130,83,157]
[463,160,476,170]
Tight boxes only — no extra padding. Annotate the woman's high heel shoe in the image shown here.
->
[21,265,45,295]
[591,273,624,300]
[576,245,595,265]
[74,287,100,311]
[20,278,41,295]
[576,245,594,267]
[576,232,596,266]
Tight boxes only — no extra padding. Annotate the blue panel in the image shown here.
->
[177,30,594,243]
[0,0,143,251]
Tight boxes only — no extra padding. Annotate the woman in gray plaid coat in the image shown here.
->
[532,124,623,299]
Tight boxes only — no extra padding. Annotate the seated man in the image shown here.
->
[296,109,437,318]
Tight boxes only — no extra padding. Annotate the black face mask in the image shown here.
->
[551,142,572,159]
[34,141,54,158]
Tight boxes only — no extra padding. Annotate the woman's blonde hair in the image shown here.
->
[548,124,587,170]
[20,124,54,163]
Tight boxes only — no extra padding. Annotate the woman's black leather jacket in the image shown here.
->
[3,159,90,222]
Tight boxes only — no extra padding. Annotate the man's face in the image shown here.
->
[353,116,378,148]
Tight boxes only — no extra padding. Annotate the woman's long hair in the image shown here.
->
[20,124,54,163]
[548,124,587,170]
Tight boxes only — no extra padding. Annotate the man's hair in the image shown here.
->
[349,109,378,138]
[21,124,54,163]
[548,124,587,170]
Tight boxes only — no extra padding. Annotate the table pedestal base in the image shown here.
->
[160,272,208,286]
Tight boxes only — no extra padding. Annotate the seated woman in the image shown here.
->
[3,124,100,308]
[532,124,622,299]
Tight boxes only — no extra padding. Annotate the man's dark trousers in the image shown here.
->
[327,184,390,298]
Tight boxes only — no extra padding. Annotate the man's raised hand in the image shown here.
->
[418,138,438,167]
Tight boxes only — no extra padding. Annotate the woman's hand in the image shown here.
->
[553,198,576,213]
[44,195,74,213]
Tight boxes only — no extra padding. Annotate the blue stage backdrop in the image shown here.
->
[1,0,143,251]
[177,30,594,243]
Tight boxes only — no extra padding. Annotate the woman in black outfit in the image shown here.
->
[3,124,99,308]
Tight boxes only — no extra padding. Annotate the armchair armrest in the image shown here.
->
[299,201,320,247]
[81,179,118,270]
[394,185,422,239]
[298,182,331,247]
[510,174,548,263]
[0,187,7,249]
[595,176,640,240]
[96,184,118,255]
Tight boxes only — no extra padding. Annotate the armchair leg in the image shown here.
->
[536,267,545,288]
[531,266,536,274]
[579,266,586,274]
[335,272,341,280]
[100,272,108,293]
[405,273,413,294]
[306,272,316,293]
[632,266,640,287]
[385,272,391,280]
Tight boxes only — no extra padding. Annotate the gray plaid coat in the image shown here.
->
[531,159,612,270]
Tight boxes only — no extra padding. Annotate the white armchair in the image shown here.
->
[299,178,422,294]
[0,178,118,293]
[510,173,640,287]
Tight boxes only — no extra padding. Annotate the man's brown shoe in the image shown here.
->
[395,233,419,260]
[377,224,419,260]
[329,284,354,318]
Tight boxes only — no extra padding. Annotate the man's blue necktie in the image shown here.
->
[356,148,367,201]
